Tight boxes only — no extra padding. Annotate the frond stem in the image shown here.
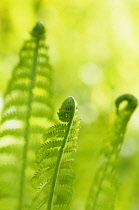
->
[47,108,75,210]
[18,37,40,210]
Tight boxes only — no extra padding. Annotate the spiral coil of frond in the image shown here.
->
[31,96,80,210]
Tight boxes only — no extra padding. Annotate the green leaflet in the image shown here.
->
[0,22,53,209]
[86,94,138,210]
[31,96,80,210]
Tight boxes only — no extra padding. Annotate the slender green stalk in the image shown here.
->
[18,36,40,209]
[47,104,75,210]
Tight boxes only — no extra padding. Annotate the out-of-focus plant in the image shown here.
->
[86,94,138,210]
[0,22,53,210]
[0,17,138,210]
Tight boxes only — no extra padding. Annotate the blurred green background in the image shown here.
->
[0,0,139,209]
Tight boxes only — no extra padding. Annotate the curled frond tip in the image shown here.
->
[58,96,76,122]
[31,21,45,38]
[115,94,138,114]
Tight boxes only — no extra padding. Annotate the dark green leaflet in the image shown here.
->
[31,96,80,210]
[86,94,138,210]
[0,22,53,210]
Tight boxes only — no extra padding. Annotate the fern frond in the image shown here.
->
[31,96,80,210]
[0,22,53,209]
[86,94,138,210]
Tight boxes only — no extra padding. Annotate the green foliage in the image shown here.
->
[31,96,80,210]
[0,7,139,209]
[86,94,138,210]
[0,22,53,210]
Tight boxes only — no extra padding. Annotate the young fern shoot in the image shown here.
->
[31,96,80,210]
[0,22,53,209]
[86,94,138,210]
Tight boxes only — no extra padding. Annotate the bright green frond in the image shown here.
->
[31,96,80,210]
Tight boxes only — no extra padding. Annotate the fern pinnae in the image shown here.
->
[86,94,138,210]
[47,98,76,210]
[18,22,47,210]
[31,96,80,210]
[0,22,53,209]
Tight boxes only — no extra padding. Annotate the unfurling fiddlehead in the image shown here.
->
[0,22,53,210]
[31,96,80,210]
[86,94,138,210]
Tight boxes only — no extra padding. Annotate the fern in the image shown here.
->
[31,96,80,210]
[0,22,53,209]
[86,94,138,210]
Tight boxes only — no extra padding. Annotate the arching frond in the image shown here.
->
[86,94,138,210]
